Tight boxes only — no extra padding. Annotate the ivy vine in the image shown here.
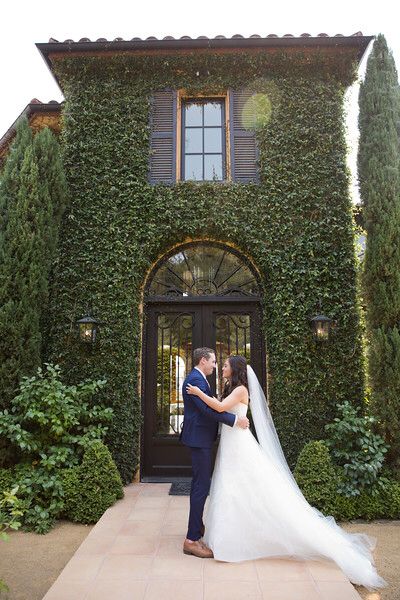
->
[46,49,364,482]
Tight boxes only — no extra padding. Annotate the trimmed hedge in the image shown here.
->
[294,440,400,520]
[1,440,124,529]
[293,440,339,510]
[61,439,124,524]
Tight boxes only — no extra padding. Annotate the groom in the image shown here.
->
[179,347,250,558]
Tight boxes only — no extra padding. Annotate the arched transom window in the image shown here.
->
[146,242,260,298]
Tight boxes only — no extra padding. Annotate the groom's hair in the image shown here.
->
[193,347,215,366]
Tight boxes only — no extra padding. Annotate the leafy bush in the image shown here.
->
[374,479,400,518]
[0,485,24,540]
[0,469,14,496]
[61,439,123,523]
[294,439,400,521]
[11,465,64,534]
[0,437,20,469]
[324,401,389,497]
[0,363,113,533]
[0,485,25,593]
[331,475,400,521]
[0,363,111,467]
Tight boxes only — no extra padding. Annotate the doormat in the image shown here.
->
[169,481,192,495]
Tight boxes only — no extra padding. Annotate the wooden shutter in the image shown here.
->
[229,89,260,183]
[148,89,177,185]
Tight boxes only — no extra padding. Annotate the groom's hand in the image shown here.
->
[237,416,250,429]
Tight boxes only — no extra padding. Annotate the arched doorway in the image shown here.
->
[141,241,265,479]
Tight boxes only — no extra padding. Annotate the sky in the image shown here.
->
[1,0,399,203]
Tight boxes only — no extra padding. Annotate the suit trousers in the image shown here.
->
[187,446,213,541]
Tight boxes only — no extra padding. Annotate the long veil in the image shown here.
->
[246,364,305,499]
[245,364,388,591]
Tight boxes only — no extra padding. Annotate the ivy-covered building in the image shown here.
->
[1,32,372,483]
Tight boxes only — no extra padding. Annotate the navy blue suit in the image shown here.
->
[179,367,236,541]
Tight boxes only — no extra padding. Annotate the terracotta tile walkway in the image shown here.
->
[42,483,364,600]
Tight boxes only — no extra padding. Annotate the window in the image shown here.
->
[182,99,225,181]
[146,241,260,298]
[149,88,259,185]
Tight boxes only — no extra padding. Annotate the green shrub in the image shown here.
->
[61,439,123,524]
[0,485,25,593]
[324,401,389,496]
[12,465,64,534]
[331,492,358,521]
[0,463,64,534]
[382,480,400,517]
[294,439,400,521]
[0,485,24,538]
[0,437,20,469]
[327,477,400,521]
[294,440,338,513]
[0,363,111,468]
[0,363,113,533]
[0,469,14,496]
[352,489,386,520]
[60,466,80,519]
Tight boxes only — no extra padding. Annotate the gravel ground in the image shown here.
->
[341,520,400,600]
[0,519,398,600]
[0,520,93,600]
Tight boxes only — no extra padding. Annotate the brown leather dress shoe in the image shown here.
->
[183,539,213,558]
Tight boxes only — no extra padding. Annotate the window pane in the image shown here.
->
[156,313,192,435]
[185,155,203,180]
[185,103,203,126]
[204,155,222,180]
[147,243,259,297]
[204,128,222,153]
[185,128,203,153]
[204,102,222,126]
[215,314,251,397]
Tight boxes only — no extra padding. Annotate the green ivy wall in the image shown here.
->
[46,49,365,483]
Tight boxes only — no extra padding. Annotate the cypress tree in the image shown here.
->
[357,34,400,472]
[0,117,33,238]
[0,118,67,411]
[33,127,68,358]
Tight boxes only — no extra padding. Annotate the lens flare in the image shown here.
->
[241,93,272,130]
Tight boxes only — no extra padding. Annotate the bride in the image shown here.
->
[186,354,388,592]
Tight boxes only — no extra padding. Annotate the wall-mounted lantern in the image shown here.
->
[309,314,332,342]
[309,300,333,343]
[76,307,104,345]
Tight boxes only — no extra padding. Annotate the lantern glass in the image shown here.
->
[79,322,94,343]
[315,320,330,341]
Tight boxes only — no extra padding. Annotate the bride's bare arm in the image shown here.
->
[186,384,247,412]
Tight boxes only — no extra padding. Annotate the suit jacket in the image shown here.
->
[179,368,236,448]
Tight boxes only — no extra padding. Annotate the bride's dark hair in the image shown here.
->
[222,355,248,399]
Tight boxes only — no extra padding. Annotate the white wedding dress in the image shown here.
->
[203,398,388,591]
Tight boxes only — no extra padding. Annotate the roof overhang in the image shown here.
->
[36,33,374,92]
[0,100,62,162]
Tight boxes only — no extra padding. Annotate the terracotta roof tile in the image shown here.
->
[36,31,373,101]
[46,32,366,43]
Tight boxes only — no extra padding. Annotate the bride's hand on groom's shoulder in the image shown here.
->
[186,384,201,396]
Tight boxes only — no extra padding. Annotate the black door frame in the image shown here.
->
[141,296,265,480]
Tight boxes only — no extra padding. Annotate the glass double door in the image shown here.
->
[142,301,264,478]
